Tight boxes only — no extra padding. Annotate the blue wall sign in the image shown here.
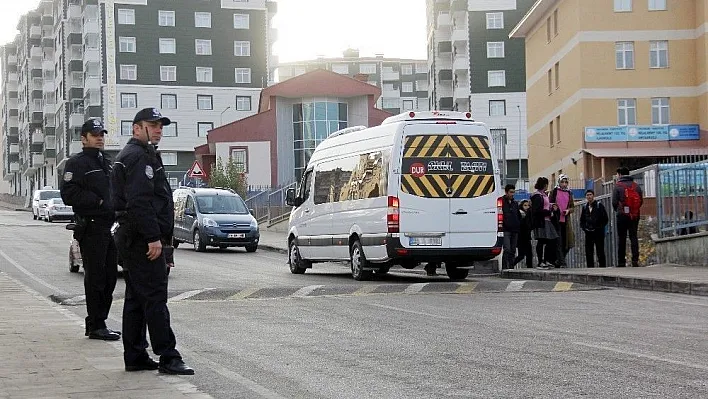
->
[627,126,669,141]
[668,124,700,141]
[584,126,627,142]
[584,125,700,142]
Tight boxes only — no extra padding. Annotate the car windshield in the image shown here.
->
[195,195,248,214]
[39,191,61,200]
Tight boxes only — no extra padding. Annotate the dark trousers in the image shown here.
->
[555,222,568,266]
[584,230,606,268]
[514,236,533,268]
[536,238,557,265]
[114,227,180,365]
[78,224,118,332]
[616,216,640,267]
[502,231,518,269]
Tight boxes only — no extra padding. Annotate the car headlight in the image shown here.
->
[202,217,218,228]
[250,218,258,228]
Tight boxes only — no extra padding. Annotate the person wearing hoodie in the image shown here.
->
[499,184,521,270]
[612,166,643,267]
[549,174,575,267]
[514,199,533,268]
[579,189,609,268]
[530,177,559,269]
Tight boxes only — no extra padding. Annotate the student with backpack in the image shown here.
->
[579,189,609,268]
[611,167,643,267]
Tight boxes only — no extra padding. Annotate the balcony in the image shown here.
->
[69,112,84,128]
[69,140,82,155]
[30,46,42,59]
[44,135,56,150]
[68,5,81,19]
[9,162,19,173]
[84,76,100,91]
[7,54,17,65]
[438,69,453,81]
[453,55,469,71]
[32,154,45,166]
[84,48,99,64]
[437,13,451,27]
[42,60,53,71]
[454,84,470,99]
[43,81,55,93]
[44,148,56,161]
[268,27,278,41]
[7,72,18,82]
[382,87,400,98]
[9,144,19,155]
[8,117,18,129]
[30,26,42,38]
[382,71,400,81]
[451,27,468,43]
[43,101,55,115]
[32,131,44,144]
[83,19,99,35]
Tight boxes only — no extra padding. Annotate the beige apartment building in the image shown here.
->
[510,0,708,182]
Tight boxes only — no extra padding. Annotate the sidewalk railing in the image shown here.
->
[245,182,296,227]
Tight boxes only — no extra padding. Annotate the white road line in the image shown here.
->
[606,292,708,308]
[290,284,323,297]
[574,342,708,372]
[368,303,455,320]
[404,283,428,294]
[505,281,526,292]
[169,289,211,303]
[62,295,86,305]
[0,249,68,295]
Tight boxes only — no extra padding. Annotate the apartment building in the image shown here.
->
[0,0,277,196]
[277,49,430,115]
[511,0,708,182]
[427,0,535,183]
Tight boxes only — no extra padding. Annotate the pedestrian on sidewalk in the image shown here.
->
[549,174,575,267]
[60,119,120,341]
[514,200,533,268]
[530,177,558,269]
[111,108,194,375]
[579,189,609,268]
[612,167,643,267]
[499,184,521,270]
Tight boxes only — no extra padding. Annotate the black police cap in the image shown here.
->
[132,107,171,126]
[81,119,107,136]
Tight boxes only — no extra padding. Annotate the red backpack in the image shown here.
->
[619,181,641,219]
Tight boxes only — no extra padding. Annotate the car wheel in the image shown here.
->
[288,240,308,274]
[69,248,79,273]
[47,215,52,223]
[350,240,373,281]
[245,244,257,253]
[193,230,206,252]
[445,263,469,281]
[172,239,180,248]
[33,212,37,220]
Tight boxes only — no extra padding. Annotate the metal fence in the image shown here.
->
[655,153,708,238]
[244,182,296,227]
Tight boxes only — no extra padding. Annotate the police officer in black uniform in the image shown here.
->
[111,108,194,375]
[60,119,120,341]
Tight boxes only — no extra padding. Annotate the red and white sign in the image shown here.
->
[188,160,205,178]
[410,162,426,177]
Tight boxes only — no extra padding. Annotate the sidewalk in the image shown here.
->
[0,272,212,399]
[258,229,287,254]
[501,264,708,297]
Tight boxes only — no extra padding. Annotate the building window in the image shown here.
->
[194,12,211,28]
[331,64,349,74]
[162,123,177,137]
[159,38,176,54]
[197,122,213,137]
[160,66,176,82]
[292,100,348,179]
[555,115,561,143]
[415,63,427,74]
[230,148,248,173]
[382,98,400,109]
[650,40,669,68]
[648,0,666,10]
[158,10,175,26]
[488,70,505,87]
[233,14,250,29]
[549,120,554,147]
[236,96,251,111]
[617,98,637,125]
[120,121,132,136]
[161,94,177,109]
[486,42,505,58]
[235,68,251,83]
[118,9,135,25]
[553,9,559,36]
[196,67,213,83]
[401,64,413,75]
[119,65,137,80]
[486,12,503,29]
[118,37,136,53]
[615,42,635,69]
[554,62,560,89]
[234,41,251,56]
[161,152,177,166]
[651,97,669,125]
[489,100,506,116]
[120,93,137,108]
[360,64,376,74]
[402,82,414,93]
[195,39,212,55]
[416,80,429,91]
[197,95,213,110]
[614,0,632,11]
[546,17,552,43]
[402,99,414,111]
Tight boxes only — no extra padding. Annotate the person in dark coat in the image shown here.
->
[500,184,521,270]
[514,199,533,268]
[579,189,609,268]
[530,177,559,269]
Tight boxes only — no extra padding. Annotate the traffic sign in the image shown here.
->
[188,160,205,178]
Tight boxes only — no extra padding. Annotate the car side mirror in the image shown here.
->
[285,188,296,206]
[185,208,195,216]
[65,223,75,231]
[249,208,255,215]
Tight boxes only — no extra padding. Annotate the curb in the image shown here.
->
[501,269,708,297]
[258,243,288,254]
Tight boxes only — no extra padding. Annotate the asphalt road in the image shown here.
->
[1,209,706,398]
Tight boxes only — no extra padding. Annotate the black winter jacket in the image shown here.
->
[60,147,114,225]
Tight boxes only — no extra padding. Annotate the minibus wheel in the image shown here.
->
[350,240,373,281]
[288,240,308,274]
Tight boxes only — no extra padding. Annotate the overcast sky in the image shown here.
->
[0,0,427,62]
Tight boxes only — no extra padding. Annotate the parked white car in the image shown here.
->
[40,198,74,222]
[32,187,61,220]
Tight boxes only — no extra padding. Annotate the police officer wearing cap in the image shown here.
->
[111,107,194,375]
[60,119,120,341]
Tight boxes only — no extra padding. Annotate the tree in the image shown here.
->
[208,158,248,198]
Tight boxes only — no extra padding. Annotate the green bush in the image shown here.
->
[208,158,247,198]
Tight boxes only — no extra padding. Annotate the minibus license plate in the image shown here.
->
[409,237,442,246]
[228,233,245,239]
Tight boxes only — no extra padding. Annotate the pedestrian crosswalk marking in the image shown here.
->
[455,282,478,294]
[353,285,379,296]
[404,283,428,294]
[290,284,324,297]
[505,281,526,292]
[227,287,263,300]
[553,282,574,292]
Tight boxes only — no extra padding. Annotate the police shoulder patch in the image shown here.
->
[63,172,73,182]
[145,165,154,179]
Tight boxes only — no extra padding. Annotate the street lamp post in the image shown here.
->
[220,106,231,126]
[517,105,522,184]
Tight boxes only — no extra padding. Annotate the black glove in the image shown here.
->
[163,245,174,266]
